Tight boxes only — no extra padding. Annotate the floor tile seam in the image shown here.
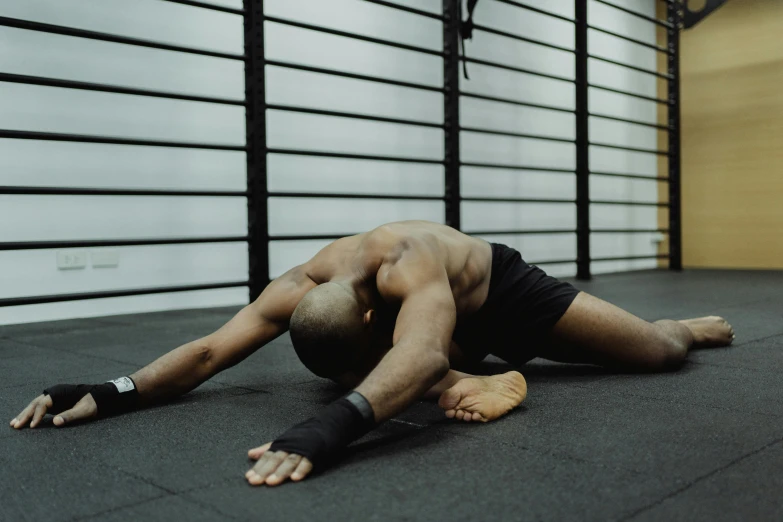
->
[112,466,178,495]
[434,422,654,477]
[128,385,269,417]
[68,493,172,522]
[1,320,135,338]
[108,461,251,517]
[176,474,239,496]
[620,436,783,521]
[730,331,783,348]
[715,294,783,309]
[2,336,141,368]
[207,381,273,395]
[524,374,615,387]
[617,387,783,419]
[389,418,426,428]
[208,377,320,395]
[183,489,247,521]
[690,358,783,374]
[567,380,783,419]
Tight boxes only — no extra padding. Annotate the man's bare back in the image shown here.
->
[303,220,494,319]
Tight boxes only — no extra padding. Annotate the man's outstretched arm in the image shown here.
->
[131,265,317,404]
[10,265,316,429]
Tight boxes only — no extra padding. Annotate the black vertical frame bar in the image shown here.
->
[244,0,270,300]
[667,3,682,271]
[443,0,461,230]
[575,0,591,280]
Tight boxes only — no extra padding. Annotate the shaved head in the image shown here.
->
[289,283,367,378]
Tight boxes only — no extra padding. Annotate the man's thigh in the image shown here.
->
[541,292,670,370]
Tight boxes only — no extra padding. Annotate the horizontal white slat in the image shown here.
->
[268,198,444,236]
[0,0,243,55]
[0,139,245,190]
[0,27,244,100]
[0,195,246,242]
[265,0,442,51]
[267,110,443,159]
[268,155,443,196]
[0,83,245,146]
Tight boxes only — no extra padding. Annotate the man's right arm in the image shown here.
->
[10,265,317,429]
[131,264,317,403]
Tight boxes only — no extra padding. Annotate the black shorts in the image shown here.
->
[452,243,580,366]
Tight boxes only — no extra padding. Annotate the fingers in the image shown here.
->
[11,405,34,429]
[29,402,47,429]
[10,395,49,429]
[246,450,288,486]
[54,393,97,427]
[245,449,314,486]
[247,442,272,461]
[265,454,303,486]
[291,458,313,482]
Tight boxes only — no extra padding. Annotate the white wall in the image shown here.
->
[461,0,663,277]
[0,0,664,325]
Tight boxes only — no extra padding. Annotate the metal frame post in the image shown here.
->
[443,0,461,230]
[667,3,682,271]
[575,0,591,280]
[244,0,270,300]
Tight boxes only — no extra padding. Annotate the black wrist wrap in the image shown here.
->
[44,376,140,417]
[269,391,376,467]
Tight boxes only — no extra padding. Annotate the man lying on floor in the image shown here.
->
[10,220,735,487]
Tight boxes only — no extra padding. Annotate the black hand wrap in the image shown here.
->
[269,391,376,467]
[43,376,140,417]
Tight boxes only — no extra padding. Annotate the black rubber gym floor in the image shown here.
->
[2,269,783,522]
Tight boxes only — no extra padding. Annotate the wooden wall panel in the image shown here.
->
[679,0,783,268]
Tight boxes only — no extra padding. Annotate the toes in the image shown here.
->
[463,412,472,422]
[455,410,465,420]
[445,409,456,419]
[471,412,483,422]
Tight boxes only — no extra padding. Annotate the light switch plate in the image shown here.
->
[91,250,120,268]
[57,251,88,270]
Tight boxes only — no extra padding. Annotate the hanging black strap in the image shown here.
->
[459,0,481,79]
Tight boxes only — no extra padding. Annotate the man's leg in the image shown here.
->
[543,292,735,371]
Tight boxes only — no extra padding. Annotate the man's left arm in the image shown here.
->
[246,246,456,487]
[354,279,454,422]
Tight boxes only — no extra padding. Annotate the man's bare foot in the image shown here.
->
[437,371,527,423]
[679,316,735,347]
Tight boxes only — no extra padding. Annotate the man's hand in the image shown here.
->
[246,442,313,486]
[9,393,97,429]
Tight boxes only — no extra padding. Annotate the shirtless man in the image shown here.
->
[9,221,735,488]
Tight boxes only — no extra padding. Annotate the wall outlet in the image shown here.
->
[57,250,88,270]
[91,250,120,268]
